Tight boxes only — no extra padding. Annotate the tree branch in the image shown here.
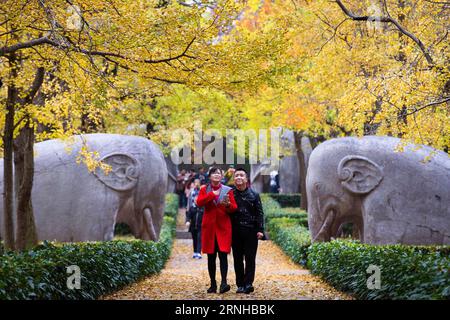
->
[404,97,450,117]
[101,55,187,84]
[1,35,197,65]
[335,0,434,65]
[23,67,45,104]
[0,36,54,56]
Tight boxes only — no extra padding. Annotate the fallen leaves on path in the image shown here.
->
[102,239,352,300]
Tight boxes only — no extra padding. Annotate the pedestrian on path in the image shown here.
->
[195,167,237,294]
[232,168,265,294]
[186,179,203,259]
[176,169,188,208]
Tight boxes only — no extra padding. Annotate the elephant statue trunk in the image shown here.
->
[0,134,168,243]
[142,207,157,241]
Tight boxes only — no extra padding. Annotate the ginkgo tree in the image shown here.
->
[133,0,449,210]
[1,0,448,249]
[225,0,449,208]
[0,0,291,250]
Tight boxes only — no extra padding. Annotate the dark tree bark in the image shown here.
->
[3,62,44,251]
[14,121,38,250]
[12,67,45,250]
[294,131,308,210]
[335,0,433,65]
[3,55,18,250]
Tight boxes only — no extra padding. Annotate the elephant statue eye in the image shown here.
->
[126,167,138,178]
[314,182,323,194]
[340,168,352,181]
[115,167,126,177]
[352,171,364,180]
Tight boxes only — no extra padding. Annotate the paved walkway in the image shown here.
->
[103,209,351,300]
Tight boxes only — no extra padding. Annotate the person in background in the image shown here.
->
[269,170,280,193]
[186,179,203,259]
[183,169,196,206]
[204,166,213,185]
[185,179,194,207]
[195,167,207,185]
[220,169,227,184]
[195,167,237,294]
[231,168,265,294]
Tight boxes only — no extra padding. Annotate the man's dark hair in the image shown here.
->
[234,167,248,177]
[208,166,221,176]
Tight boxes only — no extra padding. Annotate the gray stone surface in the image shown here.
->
[279,130,299,194]
[250,162,269,193]
[251,130,312,194]
[165,156,178,193]
[0,133,167,242]
[279,131,313,193]
[306,136,450,245]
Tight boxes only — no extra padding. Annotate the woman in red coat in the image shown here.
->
[195,167,237,294]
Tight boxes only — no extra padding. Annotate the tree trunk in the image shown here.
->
[294,131,308,210]
[14,121,38,250]
[12,67,45,251]
[3,57,17,250]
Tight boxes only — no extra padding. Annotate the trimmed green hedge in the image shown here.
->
[268,216,450,300]
[0,216,176,300]
[267,218,310,266]
[268,193,301,208]
[164,193,179,219]
[308,240,450,300]
[261,194,308,227]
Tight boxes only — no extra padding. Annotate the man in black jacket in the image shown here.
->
[231,168,265,294]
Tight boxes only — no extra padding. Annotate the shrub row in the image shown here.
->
[266,200,450,300]
[308,240,450,300]
[0,216,176,300]
[267,193,301,208]
[164,193,179,219]
[267,217,311,266]
[261,194,308,227]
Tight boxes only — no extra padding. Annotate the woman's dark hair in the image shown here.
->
[208,166,222,176]
[234,167,248,177]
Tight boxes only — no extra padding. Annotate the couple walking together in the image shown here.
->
[195,167,265,294]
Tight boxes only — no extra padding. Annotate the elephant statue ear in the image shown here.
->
[94,153,140,192]
[337,155,383,195]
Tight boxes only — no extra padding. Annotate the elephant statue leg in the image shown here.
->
[104,224,115,241]
[103,209,117,241]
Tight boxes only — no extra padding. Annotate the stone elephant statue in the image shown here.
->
[0,133,167,242]
[306,136,450,245]
[250,162,271,193]
[279,130,313,194]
